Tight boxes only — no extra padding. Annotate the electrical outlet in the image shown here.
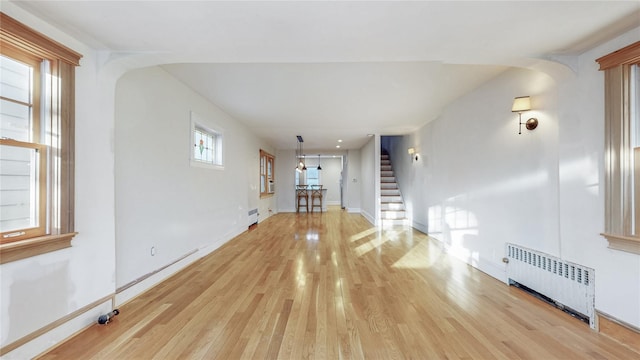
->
[151,246,156,256]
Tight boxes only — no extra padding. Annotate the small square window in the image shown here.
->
[190,111,223,169]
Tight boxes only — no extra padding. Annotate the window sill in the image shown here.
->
[601,233,640,255]
[0,232,77,264]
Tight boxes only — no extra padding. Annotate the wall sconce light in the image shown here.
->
[407,147,419,162]
[511,96,538,134]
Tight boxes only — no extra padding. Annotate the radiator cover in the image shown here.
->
[248,208,258,227]
[505,243,596,328]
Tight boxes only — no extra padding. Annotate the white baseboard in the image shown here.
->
[361,210,375,226]
[411,220,428,234]
[346,207,361,213]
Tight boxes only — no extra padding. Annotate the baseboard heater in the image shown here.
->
[505,243,595,328]
[248,208,258,228]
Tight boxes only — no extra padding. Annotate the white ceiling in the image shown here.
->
[11,1,640,150]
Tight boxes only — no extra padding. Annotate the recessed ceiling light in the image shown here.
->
[336,145,341,148]
[367,134,374,137]
[338,139,343,143]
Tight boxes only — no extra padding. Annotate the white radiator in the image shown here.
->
[248,208,258,227]
[505,243,595,328]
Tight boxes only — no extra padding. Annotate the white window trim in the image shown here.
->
[190,111,224,170]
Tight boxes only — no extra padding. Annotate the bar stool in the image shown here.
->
[296,185,309,213]
[310,185,323,213]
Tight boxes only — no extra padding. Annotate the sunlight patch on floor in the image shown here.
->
[349,227,378,243]
[354,234,391,257]
[392,237,445,270]
[352,228,413,258]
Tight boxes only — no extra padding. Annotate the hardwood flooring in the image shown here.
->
[40,207,638,359]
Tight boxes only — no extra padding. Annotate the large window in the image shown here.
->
[1,53,46,240]
[597,41,640,254]
[260,149,275,197]
[0,13,81,263]
[305,167,320,186]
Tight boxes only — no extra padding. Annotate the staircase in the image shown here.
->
[380,153,407,226]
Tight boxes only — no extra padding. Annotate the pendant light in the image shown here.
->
[296,135,306,171]
[295,137,301,172]
[317,154,322,170]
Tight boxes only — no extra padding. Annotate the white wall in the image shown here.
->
[388,27,640,328]
[343,149,362,212]
[275,149,296,212]
[360,137,378,225]
[114,66,276,290]
[389,66,559,280]
[322,157,343,205]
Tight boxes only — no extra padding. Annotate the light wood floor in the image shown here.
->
[41,207,638,359]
